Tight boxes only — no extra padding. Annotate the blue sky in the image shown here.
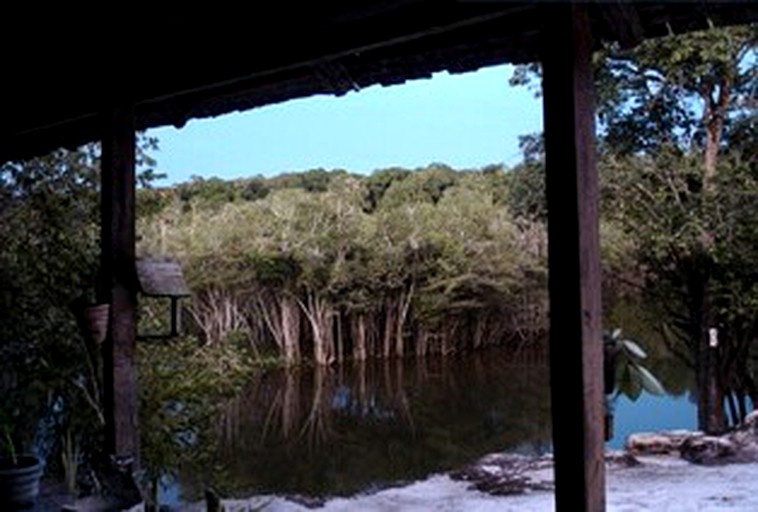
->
[147,64,543,186]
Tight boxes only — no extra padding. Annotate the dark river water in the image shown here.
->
[160,341,697,505]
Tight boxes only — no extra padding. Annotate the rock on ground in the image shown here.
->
[627,410,758,465]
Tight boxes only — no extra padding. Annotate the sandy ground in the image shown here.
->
[205,456,758,512]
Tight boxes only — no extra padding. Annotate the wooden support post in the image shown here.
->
[541,4,605,511]
[101,104,140,463]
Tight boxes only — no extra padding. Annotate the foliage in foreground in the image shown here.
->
[0,139,160,486]
[0,147,103,478]
[137,336,264,499]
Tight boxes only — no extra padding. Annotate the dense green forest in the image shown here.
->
[137,164,552,365]
[0,24,755,494]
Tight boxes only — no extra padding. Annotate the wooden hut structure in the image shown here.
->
[3,2,756,510]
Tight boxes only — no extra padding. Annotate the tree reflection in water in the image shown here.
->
[175,345,552,500]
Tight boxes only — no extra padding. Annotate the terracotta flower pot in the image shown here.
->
[0,455,43,509]
[80,304,110,346]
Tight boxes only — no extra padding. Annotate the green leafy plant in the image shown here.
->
[60,426,80,493]
[604,328,665,401]
[1,421,18,466]
[0,344,47,468]
[603,328,666,441]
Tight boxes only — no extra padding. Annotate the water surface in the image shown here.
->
[161,343,695,503]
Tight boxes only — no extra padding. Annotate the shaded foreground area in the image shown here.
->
[34,453,758,511]
[167,457,758,512]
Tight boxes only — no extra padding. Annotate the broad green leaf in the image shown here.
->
[636,364,666,396]
[623,366,643,401]
[622,339,647,359]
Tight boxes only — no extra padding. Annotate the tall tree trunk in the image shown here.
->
[258,291,301,365]
[368,312,379,358]
[395,283,414,358]
[190,287,248,347]
[336,310,344,364]
[281,294,301,365]
[697,285,727,433]
[352,313,367,361]
[703,116,721,193]
[300,292,334,366]
[694,78,731,432]
[701,78,730,193]
[383,299,396,359]
[472,317,485,350]
[416,327,428,357]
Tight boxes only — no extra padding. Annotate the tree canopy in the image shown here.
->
[511,24,758,433]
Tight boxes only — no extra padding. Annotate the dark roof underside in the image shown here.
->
[2,1,756,163]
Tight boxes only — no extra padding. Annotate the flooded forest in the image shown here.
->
[0,24,755,503]
[138,164,550,365]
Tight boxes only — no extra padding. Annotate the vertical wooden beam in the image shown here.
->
[541,3,605,511]
[101,104,139,462]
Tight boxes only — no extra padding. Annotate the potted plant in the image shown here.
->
[0,337,51,509]
[0,395,43,509]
